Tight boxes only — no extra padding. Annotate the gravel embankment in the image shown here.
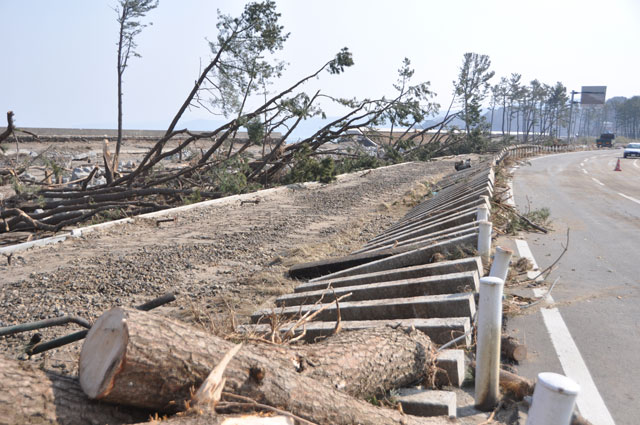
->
[0,160,456,373]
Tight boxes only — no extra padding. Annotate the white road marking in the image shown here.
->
[634,159,639,169]
[514,239,541,281]
[591,178,605,186]
[584,158,590,163]
[532,287,616,425]
[580,162,585,167]
[510,175,614,424]
[515,239,617,425]
[582,168,588,174]
[618,192,640,205]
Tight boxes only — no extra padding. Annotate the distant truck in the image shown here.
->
[596,133,615,148]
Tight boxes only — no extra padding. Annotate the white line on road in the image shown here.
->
[582,168,588,174]
[532,287,616,425]
[514,239,542,280]
[618,192,640,205]
[584,158,590,163]
[580,162,585,167]
[591,178,605,186]
[634,159,639,169]
[515,238,616,425]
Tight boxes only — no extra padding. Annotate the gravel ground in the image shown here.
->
[0,159,460,374]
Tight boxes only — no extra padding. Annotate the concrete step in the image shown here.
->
[357,209,478,253]
[435,349,466,387]
[305,233,479,282]
[300,257,482,290]
[396,388,456,418]
[367,200,485,247]
[251,292,476,324]
[359,223,478,255]
[240,317,471,346]
[277,271,478,307]
[289,225,478,280]
[381,189,490,236]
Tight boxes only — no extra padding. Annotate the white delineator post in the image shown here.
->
[489,246,513,282]
[475,276,504,411]
[526,373,580,425]
[477,220,492,262]
[477,205,490,222]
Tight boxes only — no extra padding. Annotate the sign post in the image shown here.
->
[567,86,606,144]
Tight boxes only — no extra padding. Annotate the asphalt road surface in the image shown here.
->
[511,148,640,425]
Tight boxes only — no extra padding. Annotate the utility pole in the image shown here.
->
[567,91,578,144]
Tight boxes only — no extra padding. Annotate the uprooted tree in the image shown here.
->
[0,1,454,236]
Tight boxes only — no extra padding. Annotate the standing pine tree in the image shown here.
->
[112,0,158,183]
[453,53,494,151]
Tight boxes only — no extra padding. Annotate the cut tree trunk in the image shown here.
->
[79,307,446,425]
[0,356,149,425]
[501,335,527,362]
[140,413,295,425]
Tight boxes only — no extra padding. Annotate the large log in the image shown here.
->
[0,356,148,425]
[79,307,446,425]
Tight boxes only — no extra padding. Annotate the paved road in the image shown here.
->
[511,148,640,425]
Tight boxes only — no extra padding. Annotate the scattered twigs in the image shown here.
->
[219,392,318,425]
[496,203,549,233]
[437,311,477,352]
[523,277,560,309]
[331,289,342,336]
[527,228,570,283]
[478,400,504,425]
[281,292,352,341]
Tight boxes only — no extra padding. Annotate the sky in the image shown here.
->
[1,0,639,135]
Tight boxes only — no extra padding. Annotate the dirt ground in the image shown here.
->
[1,156,466,369]
[0,141,536,423]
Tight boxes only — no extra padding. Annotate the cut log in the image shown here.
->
[501,335,527,362]
[0,356,149,425]
[139,413,295,425]
[79,307,447,425]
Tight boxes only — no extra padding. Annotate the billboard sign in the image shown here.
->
[580,86,607,104]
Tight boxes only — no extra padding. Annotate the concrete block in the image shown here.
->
[307,233,479,282]
[251,292,476,324]
[277,271,479,306]
[301,257,483,289]
[396,388,456,417]
[436,349,466,387]
[240,317,471,346]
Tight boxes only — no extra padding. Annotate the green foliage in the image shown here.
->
[245,117,264,145]
[285,144,336,184]
[335,154,384,174]
[184,189,202,205]
[209,1,289,117]
[453,52,495,137]
[328,47,354,74]
[43,157,64,181]
[116,0,158,74]
[209,157,260,195]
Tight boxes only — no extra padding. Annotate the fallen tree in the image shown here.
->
[0,356,149,425]
[79,307,445,425]
[1,2,456,238]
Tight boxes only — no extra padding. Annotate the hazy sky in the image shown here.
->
[1,0,639,132]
